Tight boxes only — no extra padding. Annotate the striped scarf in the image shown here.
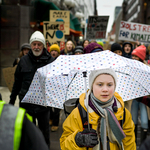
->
[90,93,126,150]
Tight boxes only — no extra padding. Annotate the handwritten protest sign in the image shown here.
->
[50,10,70,35]
[119,20,150,43]
[43,21,65,49]
[86,16,109,39]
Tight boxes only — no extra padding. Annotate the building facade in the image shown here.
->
[0,0,95,86]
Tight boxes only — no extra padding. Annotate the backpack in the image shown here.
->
[64,98,126,128]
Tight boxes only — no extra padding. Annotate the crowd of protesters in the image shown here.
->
[47,38,150,149]
[1,29,150,150]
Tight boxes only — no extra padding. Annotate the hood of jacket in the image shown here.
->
[122,42,133,59]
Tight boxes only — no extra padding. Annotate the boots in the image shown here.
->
[134,125,137,143]
[141,128,147,145]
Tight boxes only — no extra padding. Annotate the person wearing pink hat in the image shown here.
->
[131,45,149,145]
[83,42,103,54]
[132,45,146,62]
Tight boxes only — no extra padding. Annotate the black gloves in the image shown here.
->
[75,128,98,148]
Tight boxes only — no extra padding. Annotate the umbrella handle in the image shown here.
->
[82,71,90,130]
[65,72,78,101]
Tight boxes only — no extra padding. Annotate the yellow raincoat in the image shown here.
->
[60,92,136,150]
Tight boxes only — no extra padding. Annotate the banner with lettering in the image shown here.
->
[43,21,65,50]
[119,20,150,43]
[50,10,70,35]
[86,16,109,39]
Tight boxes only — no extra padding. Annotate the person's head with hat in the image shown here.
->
[132,45,146,62]
[111,43,122,56]
[73,46,84,55]
[49,44,60,59]
[60,67,136,149]
[83,42,103,54]
[29,31,46,57]
[19,43,31,58]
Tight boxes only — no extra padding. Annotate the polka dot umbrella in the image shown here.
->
[22,50,150,109]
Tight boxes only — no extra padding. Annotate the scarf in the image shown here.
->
[90,93,126,150]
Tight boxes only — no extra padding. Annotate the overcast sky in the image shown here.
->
[96,0,124,34]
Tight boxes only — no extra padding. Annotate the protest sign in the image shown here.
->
[50,10,70,35]
[119,20,150,43]
[86,16,109,39]
[43,21,65,50]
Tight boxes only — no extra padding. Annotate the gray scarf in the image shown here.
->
[90,93,126,150]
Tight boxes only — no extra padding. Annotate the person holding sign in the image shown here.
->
[60,40,75,55]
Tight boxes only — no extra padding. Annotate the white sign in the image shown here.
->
[119,20,150,43]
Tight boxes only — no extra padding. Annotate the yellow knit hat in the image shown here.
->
[49,44,60,54]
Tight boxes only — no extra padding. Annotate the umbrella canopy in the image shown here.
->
[22,50,150,109]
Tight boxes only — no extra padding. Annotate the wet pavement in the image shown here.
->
[1,86,150,150]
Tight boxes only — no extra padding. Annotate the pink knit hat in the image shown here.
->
[83,42,103,54]
[132,45,146,61]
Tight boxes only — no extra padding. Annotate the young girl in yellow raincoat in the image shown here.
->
[60,68,136,150]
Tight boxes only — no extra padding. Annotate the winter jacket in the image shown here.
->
[0,101,49,150]
[60,92,136,150]
[9,48,54,113]
[122,42,133,59]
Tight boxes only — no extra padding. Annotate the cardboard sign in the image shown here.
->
[43,21,65,48]
[86,16,109,39]
[2,66,17,92]
[50,10,70,35]
[119,20,150,43]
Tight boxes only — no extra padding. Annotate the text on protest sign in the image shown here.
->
[43,21,65,50]
[119,20,150,43]
[50,10,70,35]
[86,16,109,39]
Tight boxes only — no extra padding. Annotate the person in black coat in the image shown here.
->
[13,43,31,67]
[9,31,54,148]
[122,42,133,59]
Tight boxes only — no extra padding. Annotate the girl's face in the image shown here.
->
[66,41,73,52]
[50,50,59,58]
[132,55,140,61]
[124,44,131,54]
[92,74,115,102]
[83,40,89,48]
[22,48,30,55]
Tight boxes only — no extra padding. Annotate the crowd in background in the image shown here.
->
[1,30,150,149]
[45,38,150,148]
